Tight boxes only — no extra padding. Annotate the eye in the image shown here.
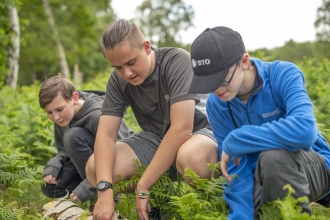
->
[127,60,135,66]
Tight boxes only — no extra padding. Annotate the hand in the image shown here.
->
[92,191,115,220]
[136,195,151,220]
[220,150,240,182]
[42,174,57,184]
[70,193,81,202]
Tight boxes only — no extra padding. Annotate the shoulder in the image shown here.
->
[270,60,305,83]
[157,47,191,74]
[158,47,190,63]
[78,91,104,104]
[251,58,304,85]
[78,90,105,98]
[271,60,301,73]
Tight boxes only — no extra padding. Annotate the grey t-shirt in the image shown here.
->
[102,47,211,138]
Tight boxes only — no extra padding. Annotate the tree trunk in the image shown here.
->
[73,63,83,89]
[6,4,20,88]
[42,0,70,77]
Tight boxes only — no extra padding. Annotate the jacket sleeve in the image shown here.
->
[72,178,97,202]
[207,100,254,219]
[222,62,317,158]
[43,127,69,178]
[224,157,254,220]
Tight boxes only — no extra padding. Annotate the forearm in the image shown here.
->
[43,151,68,177]
[95,136,116,184]
[93,134,116,205]
[223,115,317,158]
[137,127,192,191]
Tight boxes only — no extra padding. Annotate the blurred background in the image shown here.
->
[1,1,330,219]
[1,0,329,88]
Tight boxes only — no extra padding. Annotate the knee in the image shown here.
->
[63,127,93,154]
[258,149,298,185]
[63,127,81,150]
[86,154,96,187]
[259,150,280,178]
[41,183,53,198]
[176,137,218,178]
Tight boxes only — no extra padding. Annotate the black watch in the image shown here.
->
[97,180,113,191]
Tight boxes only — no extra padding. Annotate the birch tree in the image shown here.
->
[42,0,70,77]
[6,4,20,88]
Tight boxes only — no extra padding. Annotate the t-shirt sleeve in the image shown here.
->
[101,71,129,117]
[163,48,200,105]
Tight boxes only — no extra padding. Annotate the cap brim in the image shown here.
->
[188,67,229,94]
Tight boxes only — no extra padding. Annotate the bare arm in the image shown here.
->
[136,99,196,192]
[93,115,121,220]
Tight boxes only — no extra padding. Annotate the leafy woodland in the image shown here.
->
[1,0,330,219]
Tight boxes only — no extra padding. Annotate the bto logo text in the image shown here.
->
[192,59,211,67]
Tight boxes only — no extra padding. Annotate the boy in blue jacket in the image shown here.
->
[188,26,330,219]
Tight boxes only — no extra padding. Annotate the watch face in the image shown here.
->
[97,181,112,191]
[98,182,106,189]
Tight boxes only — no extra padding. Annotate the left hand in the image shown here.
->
[136,194,151,220]
[220,150,240,182]
[70,193,81,202]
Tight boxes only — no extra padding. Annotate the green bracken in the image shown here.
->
[0,60,330,219]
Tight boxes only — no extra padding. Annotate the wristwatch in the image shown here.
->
[97,180,113,191]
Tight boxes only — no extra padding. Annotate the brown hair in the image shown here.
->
[39,75,75,109]
[101,19,145,51]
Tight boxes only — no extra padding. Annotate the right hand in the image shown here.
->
[220,150,240,182]
[93,190,116,220]
[42,174,57,184]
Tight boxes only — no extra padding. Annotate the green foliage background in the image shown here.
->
[1,0,330,219]
[0,59,330,219]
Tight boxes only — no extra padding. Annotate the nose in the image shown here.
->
[53,112,61,121]
[123,67,133,78]
[213,87,223,96]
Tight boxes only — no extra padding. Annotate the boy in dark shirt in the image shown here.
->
[39,75,132,203]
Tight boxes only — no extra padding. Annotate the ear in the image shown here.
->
[142,41,152,55]
[72,91,79,104]
[240,53,250,70]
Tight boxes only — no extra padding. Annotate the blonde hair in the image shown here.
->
[101,19,145,51]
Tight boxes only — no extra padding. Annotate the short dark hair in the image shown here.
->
[39,74,75,109]
[101,19,145,51]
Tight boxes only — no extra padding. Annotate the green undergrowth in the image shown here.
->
[113,162,330,220]
[0,59,330,219]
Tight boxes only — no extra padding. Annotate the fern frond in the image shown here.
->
[0,200,27,220]
[0,170,19,183]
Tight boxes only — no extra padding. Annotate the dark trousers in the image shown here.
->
[41,127,95,199]
[254,149,330,215]
[41,160,82,198]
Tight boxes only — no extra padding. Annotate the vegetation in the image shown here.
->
[1,0,330,219]
[133,0,194,51]
[0,59,329,219]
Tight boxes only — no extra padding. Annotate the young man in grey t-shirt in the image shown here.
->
[86,19,218,219]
